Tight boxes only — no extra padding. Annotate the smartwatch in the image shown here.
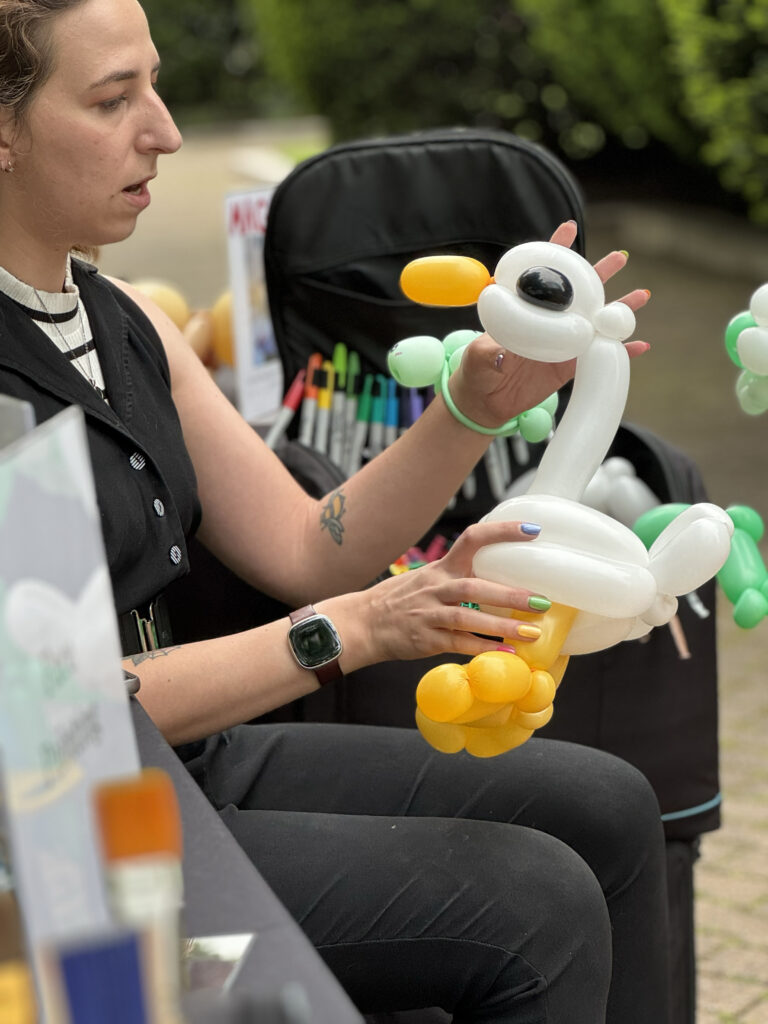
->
[288,605,344,686]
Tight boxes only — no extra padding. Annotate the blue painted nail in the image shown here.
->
[520,522,541,536]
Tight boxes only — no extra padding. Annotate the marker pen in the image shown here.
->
[341,350,361,471]
[313,362,334,455]
[264,368,306,449]
[365,375,388,459]
[346,373,374,475]
[511,434,530,466]
[484,441,507,502]
[297,353,323,447]
[329,343,348,468]
[461,471,478,501]
[384,378,399,448]
[93,768,185,1024]
[401,388,425,437]
[494,435,512,488]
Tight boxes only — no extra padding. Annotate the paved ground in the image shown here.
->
[98,121,768,1022]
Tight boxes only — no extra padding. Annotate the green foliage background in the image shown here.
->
[147,0,768,222]
[658,0,768,222]
[142,0,283,122]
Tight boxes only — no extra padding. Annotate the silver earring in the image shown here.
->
[2,160,13,174]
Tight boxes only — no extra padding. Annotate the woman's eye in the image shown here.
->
[100,95,127,112]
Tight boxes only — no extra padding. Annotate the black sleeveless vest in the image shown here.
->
[0,259,201,614]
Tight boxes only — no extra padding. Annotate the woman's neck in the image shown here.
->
[0,221,71,293]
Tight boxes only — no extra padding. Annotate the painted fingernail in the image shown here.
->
[620,250,629,258]
[644,289,652,298]
[528,595,551,612]
[495,644,517,653]
[517,624,542,640]
[567,219,577,225]
[520,522,541,536]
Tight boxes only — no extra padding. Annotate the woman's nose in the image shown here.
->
[140,93,183,155]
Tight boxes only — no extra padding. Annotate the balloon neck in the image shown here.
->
[528,335,630,500]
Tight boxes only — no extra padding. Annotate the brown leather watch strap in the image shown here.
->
[289,605,314,625]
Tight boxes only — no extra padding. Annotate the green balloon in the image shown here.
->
[632,503,690,548]
[724,311,756,369]
[518,406,553,443]
[387,335,445,387]
[443,330,479,358]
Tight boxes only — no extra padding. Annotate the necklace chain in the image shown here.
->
[32,286,105,400]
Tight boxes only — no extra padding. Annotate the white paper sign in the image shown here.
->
[0,407,140,1016]
[225,188,283,425]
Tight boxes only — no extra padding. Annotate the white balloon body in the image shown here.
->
[471,241,734,656]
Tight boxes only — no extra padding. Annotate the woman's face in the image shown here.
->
[8,0,182,251]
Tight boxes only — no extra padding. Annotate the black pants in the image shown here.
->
[182,724,670,1023]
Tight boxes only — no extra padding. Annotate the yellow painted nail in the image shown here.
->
[517,624,542,640]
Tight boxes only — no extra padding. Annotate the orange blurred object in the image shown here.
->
[132,279,191,330]
[210,290,235,367]
[93,767,182,862]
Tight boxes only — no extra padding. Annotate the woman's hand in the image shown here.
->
[450,221,651,428]
[354,520,549,665]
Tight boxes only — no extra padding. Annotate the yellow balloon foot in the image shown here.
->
[415,652,559,757]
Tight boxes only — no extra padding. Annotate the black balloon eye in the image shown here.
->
[516,266,573,310]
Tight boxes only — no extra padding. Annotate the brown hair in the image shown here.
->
[0,0,88,127]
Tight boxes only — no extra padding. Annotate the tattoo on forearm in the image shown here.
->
[130,645,181,666]
[320,489,347,546]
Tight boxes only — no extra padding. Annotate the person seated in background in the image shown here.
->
[0,0,670,1020]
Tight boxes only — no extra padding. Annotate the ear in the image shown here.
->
[0,106,19,162]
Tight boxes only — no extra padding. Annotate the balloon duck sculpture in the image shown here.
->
[388,241,734,758]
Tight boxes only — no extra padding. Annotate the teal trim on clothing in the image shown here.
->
[660,792,721,822]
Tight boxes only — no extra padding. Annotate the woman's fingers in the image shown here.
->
[440,576,548,615]
[446,520,542,561]
[626,340,651,359]
[616,287,650,312]
[548,220,578,248]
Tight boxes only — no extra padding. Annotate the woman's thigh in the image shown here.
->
[219,803,611,1023]
[189,723,669,1022]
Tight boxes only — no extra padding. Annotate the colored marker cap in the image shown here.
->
[304,353,323,398]
[357,374,374,421]
[346,351,361,397]
[93,768,182,862]
[386,378,399,428]
[332,343,347,390]
[371,375,388,422]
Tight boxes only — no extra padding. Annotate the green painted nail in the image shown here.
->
[528,596,552,612]
[620,250,629,258]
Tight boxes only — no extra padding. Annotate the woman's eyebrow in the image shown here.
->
[88,61,161,91]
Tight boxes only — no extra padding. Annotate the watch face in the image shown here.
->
[290,615,342,669]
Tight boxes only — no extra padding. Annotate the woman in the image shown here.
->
[0,0,670,1020]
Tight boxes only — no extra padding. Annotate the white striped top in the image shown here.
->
[0,258,108,400]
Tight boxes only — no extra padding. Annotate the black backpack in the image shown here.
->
[165,128,716,1022]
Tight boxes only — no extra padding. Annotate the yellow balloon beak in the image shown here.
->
[400,255,492,307]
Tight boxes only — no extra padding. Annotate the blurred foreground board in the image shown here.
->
[0,406,139,1021]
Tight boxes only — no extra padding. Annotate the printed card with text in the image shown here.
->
[225,187,283,425]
